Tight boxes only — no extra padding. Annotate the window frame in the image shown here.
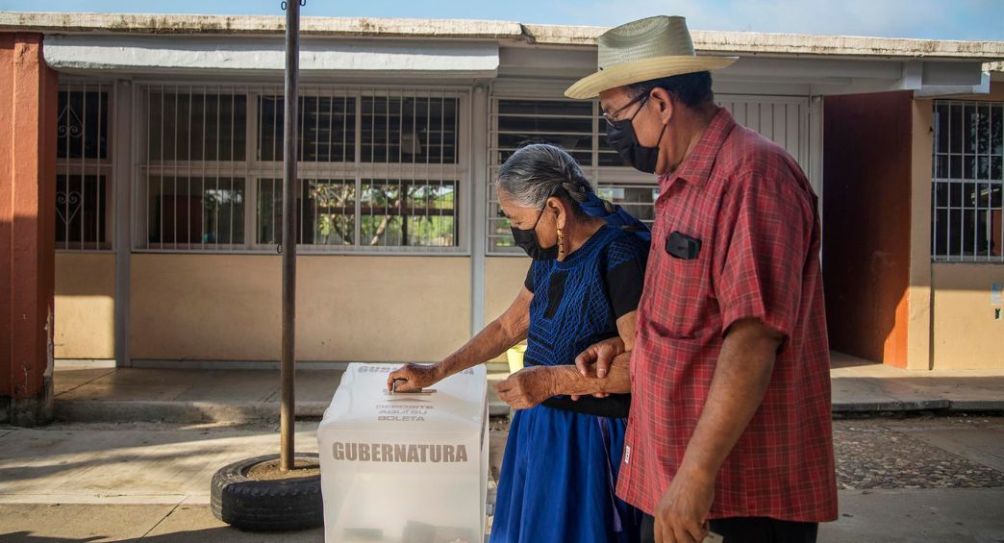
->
[931,99,1004,264]
[134,83,471,255]
[56,78,116,252]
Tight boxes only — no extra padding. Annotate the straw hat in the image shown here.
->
[565,16,737,99]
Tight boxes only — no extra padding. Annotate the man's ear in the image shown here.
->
[650,87,675,125]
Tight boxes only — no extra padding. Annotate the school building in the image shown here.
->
[2,12,1003,422]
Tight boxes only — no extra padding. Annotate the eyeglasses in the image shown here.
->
[601,92,650,124]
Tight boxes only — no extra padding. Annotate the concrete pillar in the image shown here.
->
[469,83,489,336]
[906,98,934,371]
[0,32,58,425]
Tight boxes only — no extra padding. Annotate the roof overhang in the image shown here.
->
[42,34,500,79]
[497,47,995,97]
[5,12,1002,95]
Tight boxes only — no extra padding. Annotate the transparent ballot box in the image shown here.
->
[317,363,488,543]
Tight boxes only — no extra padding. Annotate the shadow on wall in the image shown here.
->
[54,253,115,297]
[52,253,115,360]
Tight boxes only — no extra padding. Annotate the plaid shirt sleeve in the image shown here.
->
[712,171,815,339]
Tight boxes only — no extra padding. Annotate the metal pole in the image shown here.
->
[280,0,301,473]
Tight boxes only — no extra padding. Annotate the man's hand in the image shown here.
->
[575,336,625,378]
[495,366,557,410]
[387,363,443,393]
[654,466,715,543]
[571,336,625,399]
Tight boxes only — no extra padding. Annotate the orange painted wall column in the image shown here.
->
[0,33,57,425]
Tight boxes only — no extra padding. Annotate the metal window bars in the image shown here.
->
[140,85,250,251]
[932,100,1004,263]
[56,81,112,251]
[136,84,465,253]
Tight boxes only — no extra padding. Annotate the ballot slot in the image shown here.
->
[317,363,488,543]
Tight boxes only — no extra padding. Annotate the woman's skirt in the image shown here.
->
[490,404,642,543]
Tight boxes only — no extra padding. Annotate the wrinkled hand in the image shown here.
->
[495,366,557,410]
[571,337,625,400]
[653,467,715,543]
[387,363,442,393]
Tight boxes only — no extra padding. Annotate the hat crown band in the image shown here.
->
[597,16,696,70]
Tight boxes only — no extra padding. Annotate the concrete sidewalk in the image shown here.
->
[1,417,1002,542]
[4,490,1003,542]
[50,353,1004,424]
[829,353,1004,413]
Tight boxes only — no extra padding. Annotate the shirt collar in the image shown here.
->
[659,107,737,187]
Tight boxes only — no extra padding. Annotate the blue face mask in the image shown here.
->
[605,94,666,174]
[510,206,558,260]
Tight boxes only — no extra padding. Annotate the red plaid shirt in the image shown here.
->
[617,108,837,522]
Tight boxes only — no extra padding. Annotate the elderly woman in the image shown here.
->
[388,143,648,543]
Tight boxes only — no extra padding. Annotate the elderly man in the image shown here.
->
[566,16,838,543]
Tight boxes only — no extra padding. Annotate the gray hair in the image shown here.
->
[496,143,601,213]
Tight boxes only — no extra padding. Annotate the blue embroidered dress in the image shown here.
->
[490,224,648,543]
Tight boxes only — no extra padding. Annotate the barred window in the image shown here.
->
[149,91,247,161]
[139,86,250,250]
[138,86,465,253]
[257,178,356,246]
[258,95,355,162]
[147,176,245,246]
[361,97,458,164]
[56,82,112,250]
[360,179,457,247]
[495,99,594,165]
[256,179,457,248]
[595,185,658,225]
[488,97,649,254]
[932,101,1004,262]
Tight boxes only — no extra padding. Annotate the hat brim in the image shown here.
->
[564,55,738,99]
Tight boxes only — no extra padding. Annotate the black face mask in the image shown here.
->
[605,95,666,174]
[510,206,558,260]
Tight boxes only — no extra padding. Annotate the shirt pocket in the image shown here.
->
[644,232,712,339]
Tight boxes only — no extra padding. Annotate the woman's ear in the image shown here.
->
[548,196,568,229]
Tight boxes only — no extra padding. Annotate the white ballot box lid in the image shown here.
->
[320,363,487,436]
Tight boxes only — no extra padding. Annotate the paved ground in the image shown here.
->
[833,416,1004,489]
[829,358,1004,413]
[820,488,1004,543]
[1,416,1003,542]
[0,422,320,505]
[4,357,1003,541]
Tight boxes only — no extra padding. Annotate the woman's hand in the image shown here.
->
[387,363,443,393]
[495,366,558,410]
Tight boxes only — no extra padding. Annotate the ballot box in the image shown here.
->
[317,363,488,543]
